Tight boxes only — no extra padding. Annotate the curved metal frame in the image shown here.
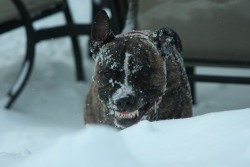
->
[4,0,92,108]
[5,0,36,108]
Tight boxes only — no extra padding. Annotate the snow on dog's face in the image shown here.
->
[93,37,166,128]
[90,11,178,128]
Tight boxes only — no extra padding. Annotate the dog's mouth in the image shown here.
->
[114,102,152,119]
[113,97,162,129]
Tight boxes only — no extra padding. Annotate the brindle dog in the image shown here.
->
[84,10,192,129]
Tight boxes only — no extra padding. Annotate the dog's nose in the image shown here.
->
[114,95,135,111]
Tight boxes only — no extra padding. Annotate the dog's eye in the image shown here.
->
[142,71,150,78]
[102,70,113,79]
[148,85,162,91]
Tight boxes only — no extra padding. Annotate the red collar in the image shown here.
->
[122,30,150,37]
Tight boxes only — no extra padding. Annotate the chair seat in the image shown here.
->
[138,0,250,68]
[0,0,63,23]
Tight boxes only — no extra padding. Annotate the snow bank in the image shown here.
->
[9,108,250,167]
[14,126,140,167]
[121,109,250,167]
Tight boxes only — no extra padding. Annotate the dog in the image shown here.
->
[84,1,192,129]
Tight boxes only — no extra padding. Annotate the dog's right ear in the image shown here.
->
[152,27,183,58]
[90,10,115,55]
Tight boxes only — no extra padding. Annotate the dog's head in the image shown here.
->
[90,11,182,128]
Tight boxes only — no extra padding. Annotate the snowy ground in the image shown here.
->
[0,0,250,166]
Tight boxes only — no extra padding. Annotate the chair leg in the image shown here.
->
[63,0,84,81]
[186,67,196,104]
[5,0,36,108]
[5,42,35,109]
[70,36,84,81]
[103,0,124,34]
[114,0,128,31]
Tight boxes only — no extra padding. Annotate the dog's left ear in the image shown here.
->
[152,27,183,57]
[90,10,115,55]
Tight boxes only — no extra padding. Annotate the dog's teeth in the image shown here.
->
[114,110,139,119]
[131,111,137,118]
[135,110,139,117]
[115,111,121,119]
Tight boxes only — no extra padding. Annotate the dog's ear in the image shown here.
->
[90,10,115,55]
[91,10,113,42]
[152,27,182,57]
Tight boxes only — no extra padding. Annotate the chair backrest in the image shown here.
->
[138,0,250,67]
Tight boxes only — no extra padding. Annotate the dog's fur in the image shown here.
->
[84,2,192,129]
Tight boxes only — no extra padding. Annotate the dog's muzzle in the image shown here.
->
[114,94,136,112]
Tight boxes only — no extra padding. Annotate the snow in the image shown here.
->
[1,0,250,167]
[124,52,131,85]
[1,109,250,167]
[13,126,140,167]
